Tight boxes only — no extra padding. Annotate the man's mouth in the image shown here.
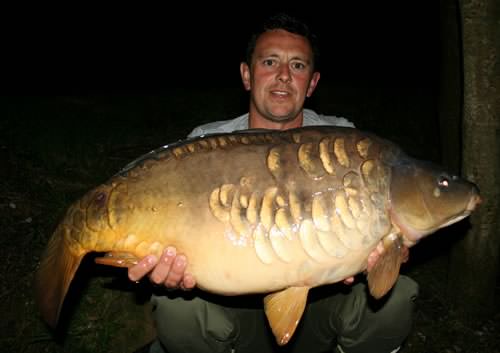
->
[270,90,291,97]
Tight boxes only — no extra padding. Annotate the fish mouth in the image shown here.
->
[436,191,481,229]
[390,190,480,246]
[466,192,481,212]
[437,212,471,229]
[440,190,481,229]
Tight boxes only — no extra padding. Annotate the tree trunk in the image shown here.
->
[447,0,500,318]
[438,0,462,173]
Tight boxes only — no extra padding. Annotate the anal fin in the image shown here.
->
[95,251,139,268]
[367,234,404,299]
[263,286,310,346]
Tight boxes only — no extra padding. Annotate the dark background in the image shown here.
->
[4,3,438,94]
[3,3,441,160]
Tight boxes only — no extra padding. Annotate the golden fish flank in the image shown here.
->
[208,179,387,265]
[34,126,481,347]
[207,132,396,265]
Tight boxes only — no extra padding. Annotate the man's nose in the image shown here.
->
[277,64,291,83]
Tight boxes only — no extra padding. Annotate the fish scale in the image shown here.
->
[34,126,480,346]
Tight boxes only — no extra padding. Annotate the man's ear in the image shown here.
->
[240,62,251,91]
[306,72,321,97]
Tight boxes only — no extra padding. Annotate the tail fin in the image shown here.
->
[34,225,86,328]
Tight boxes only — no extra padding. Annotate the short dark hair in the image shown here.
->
[245,13,320,71]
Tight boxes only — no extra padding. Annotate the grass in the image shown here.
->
[1,89,498,352]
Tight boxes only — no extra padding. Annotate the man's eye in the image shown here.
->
[292,62,306,70]
[263,59,275,66]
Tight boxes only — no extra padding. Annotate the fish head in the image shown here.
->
[389,158,480,244]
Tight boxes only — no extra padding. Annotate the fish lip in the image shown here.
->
[437,212,470,229]
[466,192,481,212]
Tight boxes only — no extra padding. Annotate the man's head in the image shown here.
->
[240,13,321,129]
[245,13,321,72]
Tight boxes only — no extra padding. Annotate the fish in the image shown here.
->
[34,126,480,345]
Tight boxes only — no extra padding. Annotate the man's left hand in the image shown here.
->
[342,242,409,285]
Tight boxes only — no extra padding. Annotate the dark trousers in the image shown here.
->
[149,276,418,353]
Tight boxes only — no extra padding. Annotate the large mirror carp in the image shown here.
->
[34,126,480,345]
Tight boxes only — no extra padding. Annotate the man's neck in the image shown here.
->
[248,111,304,130]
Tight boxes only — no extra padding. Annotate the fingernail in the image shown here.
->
[151,275,161,285]
[147,255,157,265]
[185,276,195,289]
[166,246,176,257]
[128,271,138,281]
[175,255,186,267]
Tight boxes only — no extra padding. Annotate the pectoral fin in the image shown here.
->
[367,234,404,299]
[263,286,310,346]
[95,252,139,268]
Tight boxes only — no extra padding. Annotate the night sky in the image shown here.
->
[4,3,439,95]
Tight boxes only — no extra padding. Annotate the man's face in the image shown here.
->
[241,29,320,124]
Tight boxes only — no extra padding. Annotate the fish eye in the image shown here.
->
[438,176,450,188]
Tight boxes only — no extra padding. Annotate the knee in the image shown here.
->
[374,275,419,329]
[367,275,419,346]
[152,294,238,353]
[394,275,419,301]
[337,276,419,353]
[386,275,419,319]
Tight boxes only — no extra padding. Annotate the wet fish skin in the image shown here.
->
[34,126,480,344]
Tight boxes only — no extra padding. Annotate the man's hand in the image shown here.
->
[343,242,409,285]
[128,246,196,290]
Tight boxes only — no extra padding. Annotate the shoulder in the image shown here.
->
[303,109,355,128]
[187,114,249,138]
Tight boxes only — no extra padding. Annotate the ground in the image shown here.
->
[1,94,498,352]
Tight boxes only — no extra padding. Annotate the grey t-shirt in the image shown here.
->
[188,109,354,138]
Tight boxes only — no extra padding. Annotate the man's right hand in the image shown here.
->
[128,246,196,290]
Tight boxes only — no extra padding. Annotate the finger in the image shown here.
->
[366,242,385,272]
[128,255,158,282]
[163,254,187,288]
[181,273,196,290]
[401,246,410,263]
[150,247,176,285]
[343,276,354,285]
[366,250,379,272]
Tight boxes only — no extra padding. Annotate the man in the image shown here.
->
[129,13,418,353]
